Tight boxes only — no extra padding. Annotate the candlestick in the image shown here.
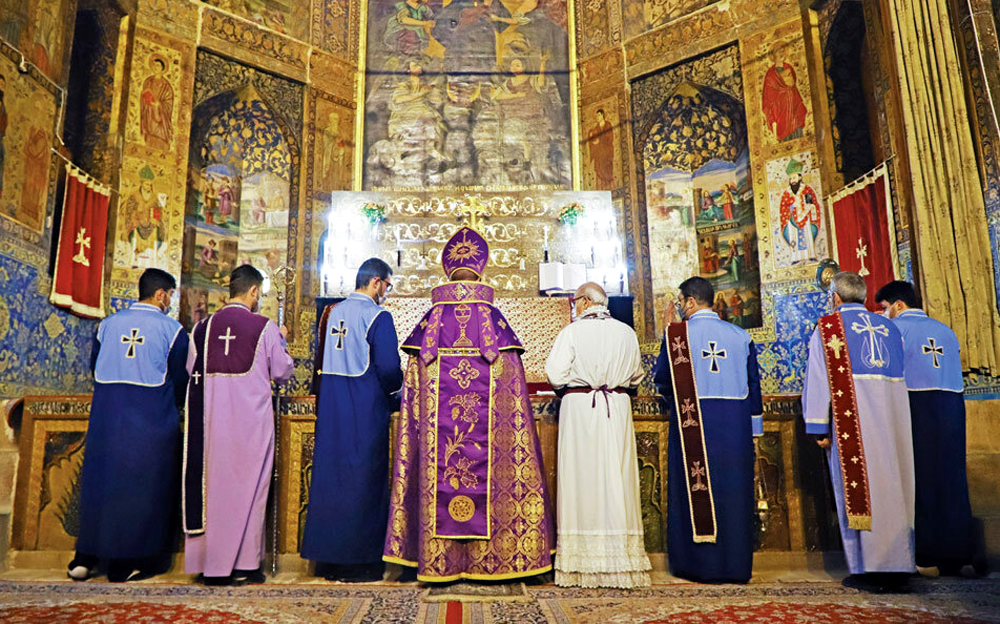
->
[590,244,596,268]
[519,258,526,271]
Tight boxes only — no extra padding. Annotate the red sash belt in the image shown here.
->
[819,312,873,531]
[666,322,717,543]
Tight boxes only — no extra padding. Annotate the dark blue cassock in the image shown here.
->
[302,292,403,565]
[76,302,189,559]
[891,308,975,569]
[653,309,763,583]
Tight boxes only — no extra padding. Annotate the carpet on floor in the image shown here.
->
[0,579,997,623]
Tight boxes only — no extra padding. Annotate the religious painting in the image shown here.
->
[184,225,238,289]
[202,0,310,41]
[0,56,57,233]
[744,20,814,148]
[125,34,185,154]
[362,0,573,189]
[313,96,355,195]
[766,151,828,268]
[581,98,621,190]
[621,0,715,40]
[0,0,70,82]
[632,44,763,336]
[110,28,195,302]
[119,165,168,269]
[180,285,210,328]
[140,56,174,151]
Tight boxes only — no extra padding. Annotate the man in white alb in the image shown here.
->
[545,282,651,588]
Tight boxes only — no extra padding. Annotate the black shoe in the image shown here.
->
[200,574,235,586]
[232,568,266,585]
[337,571,384,583]
[844,573,910,594]
[842,574,885,593]
[107,568,142,583]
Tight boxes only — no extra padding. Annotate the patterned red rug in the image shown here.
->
[0,579,996,623]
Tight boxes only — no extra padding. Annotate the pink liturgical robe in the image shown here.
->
[184,303,294,577]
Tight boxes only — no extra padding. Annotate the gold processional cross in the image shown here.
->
[855,237,870,277]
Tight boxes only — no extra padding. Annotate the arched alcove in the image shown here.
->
[180,85,293,327]
[639,80,762,333]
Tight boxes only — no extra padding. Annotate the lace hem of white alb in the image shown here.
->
[555,570,652,589]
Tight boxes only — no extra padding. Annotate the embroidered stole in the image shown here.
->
[819,312,873,531]
[666,322,717,543]
[432,304,501,539]
[183,319,209,535]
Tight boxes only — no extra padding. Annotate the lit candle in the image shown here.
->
[395,227,402,267]
[519,257,526,271]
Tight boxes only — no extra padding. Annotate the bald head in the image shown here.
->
[575,282,608,306]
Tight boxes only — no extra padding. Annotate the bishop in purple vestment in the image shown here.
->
[383,226,556,582]
[183,265,295,584]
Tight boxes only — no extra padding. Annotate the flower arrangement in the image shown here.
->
[361,202,387,225]
[558,202,585,226]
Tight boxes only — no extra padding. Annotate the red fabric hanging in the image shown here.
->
[831,169,897,311]
[50,165,110,319]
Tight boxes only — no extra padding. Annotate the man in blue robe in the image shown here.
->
[302,257,403,582]
[803,272,915,593]
[876,280,975,575]
[653,276,763,583]
[69,268,189,582]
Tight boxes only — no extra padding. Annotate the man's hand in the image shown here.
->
[665,300,678,325]
[815,436,831,449]
[280,325,289,340]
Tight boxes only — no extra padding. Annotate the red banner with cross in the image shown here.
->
[50,165,111,319]
[828,163,899,310]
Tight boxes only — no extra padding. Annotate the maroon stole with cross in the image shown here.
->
[182,305,269,535]
[818,312,872,531]
[666,322,717,543]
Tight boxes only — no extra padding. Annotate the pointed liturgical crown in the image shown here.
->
[442,196,490,279]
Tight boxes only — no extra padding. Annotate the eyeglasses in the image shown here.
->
[382,279,394,293]
[570,296,590,306]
